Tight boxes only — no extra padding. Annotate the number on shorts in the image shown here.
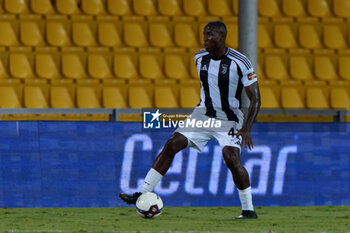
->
[228,128,234,137]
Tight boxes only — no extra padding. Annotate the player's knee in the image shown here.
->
[222,146,241,169]
[164,133,187,154]
[163,139,178,154]
[224,156,241,170]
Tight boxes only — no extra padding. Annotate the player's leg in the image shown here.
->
[141,132,188,192]
[222,146,257,219]
[222,146,250,190]
[119,132,188,205]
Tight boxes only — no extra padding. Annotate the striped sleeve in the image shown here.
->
[228,49,257,87]
[194,49,208,66]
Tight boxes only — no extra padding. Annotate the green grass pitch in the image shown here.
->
[0,206,349,233]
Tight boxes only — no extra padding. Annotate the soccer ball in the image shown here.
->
[136,192,163,219]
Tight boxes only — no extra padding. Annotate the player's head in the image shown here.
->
[203,21,227,52]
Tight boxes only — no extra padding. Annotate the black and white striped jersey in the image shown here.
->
[193,47,257,122]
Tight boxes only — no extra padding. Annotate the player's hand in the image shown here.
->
[235,128,253,151]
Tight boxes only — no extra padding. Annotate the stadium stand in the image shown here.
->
[281,0,307,18]
[35,49,61,79]
[30,0,56,15]
[0,79,23,108]
[0,0,349,121]
[154,79,179,108]
[333,0,350,18]
[281,80,305,109]
[50,79,76,108]
[158,0,183,16]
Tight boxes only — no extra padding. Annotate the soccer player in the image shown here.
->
[120,21,261,219]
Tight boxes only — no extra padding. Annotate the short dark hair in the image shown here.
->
[205,21,227,38]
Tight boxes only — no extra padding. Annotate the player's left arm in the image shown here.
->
[235,82,261,150]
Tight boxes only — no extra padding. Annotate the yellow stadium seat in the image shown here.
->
[0,52,9,79]
[339,55,350,81]
[207,0,231,17]
[107,0,131,16]
[9,53,34,79]
[129,86,153,108]
[158,0,182,16]
[46,20,72,47]
[264,52,289,81]
[180,86,200,108]
[97,21,122,47]
[258,0,281,18]
[298,20,322,49]
[333,0,350,18]
[190,53,199,78]
[258,20,273,49]
[289,53,313,81]
[35,53,61,79]
[183,0,206,16]
[198,22,206,47]
[307,0,332,18]
[232,0,239,15]
[225,21,238,49]
[20,21,45,46]
[72,21,96,47]
[306,86,329,109]
[149,21,173,48]
[50,83,75,108]
[81,0,106,15]
[102,85,128,108]
[139,50,163,80]
[281,0,307,17]
[257,55,265,80]
[24,84,49,108]
[55,0,81,15]
[0,2,3,14]
[30,0,55,15]
[61,52,87,79]
[281,85,305,109]
[174,21,198,48]
[273,22,298,49]
[133,0,157,16]
[259,84,280,108]
[323,22,347,50]
[330,87,350,109]
[164,52,189,80]
[0,66,8,79]
[123,20,148,47]
[113,51,138,80]
[155,86,178,108]
[4,0,30,14]
[0,20,20,47]
[76,81,101,108]
[87,53,112,79]
[314,54,337,81]
[0,84,23,108]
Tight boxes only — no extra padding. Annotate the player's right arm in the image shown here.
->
[235,82,261,150]
[232,52,261,150]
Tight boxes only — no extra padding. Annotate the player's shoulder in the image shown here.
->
[226,48,248,58]
[226,48,252,69]
[194,49,209,59]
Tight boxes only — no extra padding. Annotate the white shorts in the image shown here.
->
[175,109,243,152]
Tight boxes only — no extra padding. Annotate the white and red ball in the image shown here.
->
[136,192,163,219]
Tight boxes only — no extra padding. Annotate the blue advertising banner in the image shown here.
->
[0,121,349,207]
